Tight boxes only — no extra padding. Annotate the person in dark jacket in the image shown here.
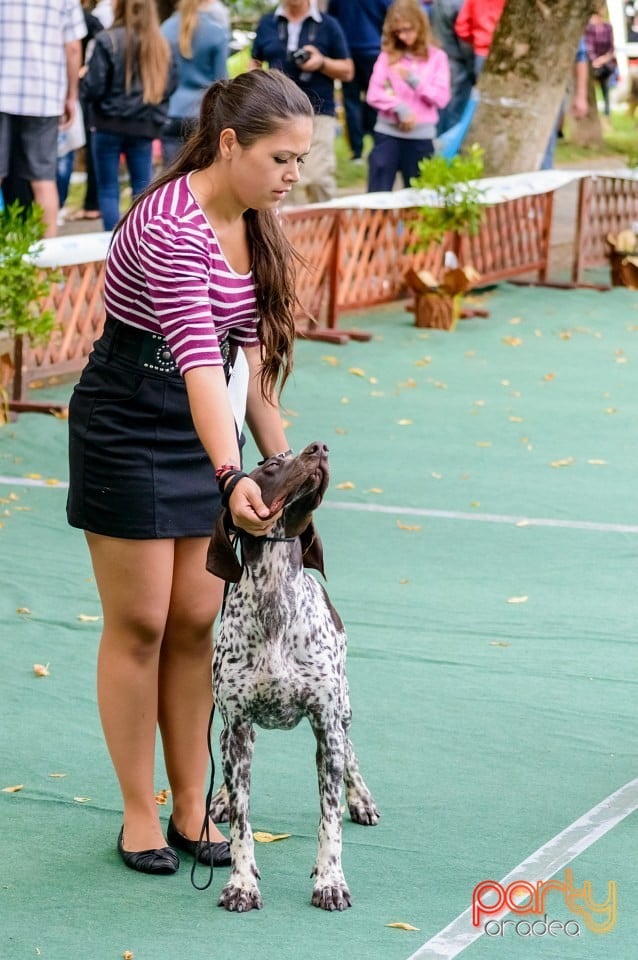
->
[328,0,391,162]
[81,0,177,229]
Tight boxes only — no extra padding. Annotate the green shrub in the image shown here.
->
[0,201,59,342]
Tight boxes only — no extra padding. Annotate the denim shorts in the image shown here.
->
[67,319,242,539]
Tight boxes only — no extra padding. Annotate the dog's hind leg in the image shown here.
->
[310,721,352,911]
[217,722,263,912]
[341,693,380,825]
[344,737,380,826]
[209,782,230,823]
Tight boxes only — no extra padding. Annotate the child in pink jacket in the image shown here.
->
[366,0,450,191]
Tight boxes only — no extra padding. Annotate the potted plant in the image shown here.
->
[0,201,60,420]
[405,143,486,330]
[606,227,638,289]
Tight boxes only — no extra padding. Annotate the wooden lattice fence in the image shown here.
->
[572,175,638,284]
[10,189,556,402]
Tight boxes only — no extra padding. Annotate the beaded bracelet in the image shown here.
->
[215,463,240,486]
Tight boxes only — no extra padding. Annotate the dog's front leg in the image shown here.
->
[310,721,351,910]
[218,721,263,912]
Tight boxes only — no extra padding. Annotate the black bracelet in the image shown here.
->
[221,471,248,509]
[257,449,293,466]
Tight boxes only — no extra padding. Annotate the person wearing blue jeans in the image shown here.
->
[430,0,473,134]
[328,0,392,161]
[80,0,176,231]
[92,131,154,230]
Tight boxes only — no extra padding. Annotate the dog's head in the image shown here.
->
[206,441,329,583]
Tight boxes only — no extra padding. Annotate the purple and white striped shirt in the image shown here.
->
[104,175,261,375]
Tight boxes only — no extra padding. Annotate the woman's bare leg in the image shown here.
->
[87,532,174,852]
[158,536,227,842]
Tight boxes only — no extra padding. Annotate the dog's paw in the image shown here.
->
[218,880,263,912]
[348,795,380,826]
[311,882,352,911]
[209,783,230,823]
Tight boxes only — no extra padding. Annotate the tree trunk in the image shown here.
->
[467,0,593,174]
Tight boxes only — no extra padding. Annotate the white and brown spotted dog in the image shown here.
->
[206,441,379,912]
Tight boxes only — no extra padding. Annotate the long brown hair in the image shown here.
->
[111,0,172,103]
[122,70,314,397]
[176,0,202,59]
[382,0,432,63]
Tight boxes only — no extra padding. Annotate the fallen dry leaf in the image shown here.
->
[2,784,24,793]
[45,478,60,486]
[16,607,31,616]
[490,641,512,647]
[399,378,417,388]
[605,407,617,415]
[321,355,339,366]
[476,441,492,448]
[24,473,41,480]
[509,416,523,423]
[502,336,523,346]
[397,419,413,426]
[335,481,355,490]
[48,773,67,778]
[516,520,530,527]
[155,788,170,805]
[509,317,522,325]
[334,428,348,435]
[123,952,134,960]
[396,521,422,532]
[543,372,556,381]
[348,367,366,377]
[386,922,420,931]
[414,356,432,366]
[340,397,350,405]
[507,596,529,604]
[73,797,92,803]
[33,664,50,677]
[253,832,291,843]
[399,579,409,584]
[550,457,575,468]
[587,459,607,465]
[77,614,101,622]
[364,488,384,494]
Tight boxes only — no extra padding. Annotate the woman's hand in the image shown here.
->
[228,476,281,536]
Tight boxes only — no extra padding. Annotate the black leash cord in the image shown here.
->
[190,569,235,891]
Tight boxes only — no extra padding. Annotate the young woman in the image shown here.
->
[366,0,450,192]
[81,0,177,230]
[160,0,229,168]
[67,69,314,875]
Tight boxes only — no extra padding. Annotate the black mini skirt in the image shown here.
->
[67,317,242,539]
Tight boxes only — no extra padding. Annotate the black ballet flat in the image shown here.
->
[117,827,179,875]
[167,815,231,867]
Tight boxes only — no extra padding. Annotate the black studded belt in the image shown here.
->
[104,316,232,379]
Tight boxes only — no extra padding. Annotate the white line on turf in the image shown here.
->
[324,501,638,534]
[405,777,638,960]
[1,477,638,534]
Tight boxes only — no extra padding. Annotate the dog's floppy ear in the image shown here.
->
[206,509,243,583]
[300,521,325,579]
